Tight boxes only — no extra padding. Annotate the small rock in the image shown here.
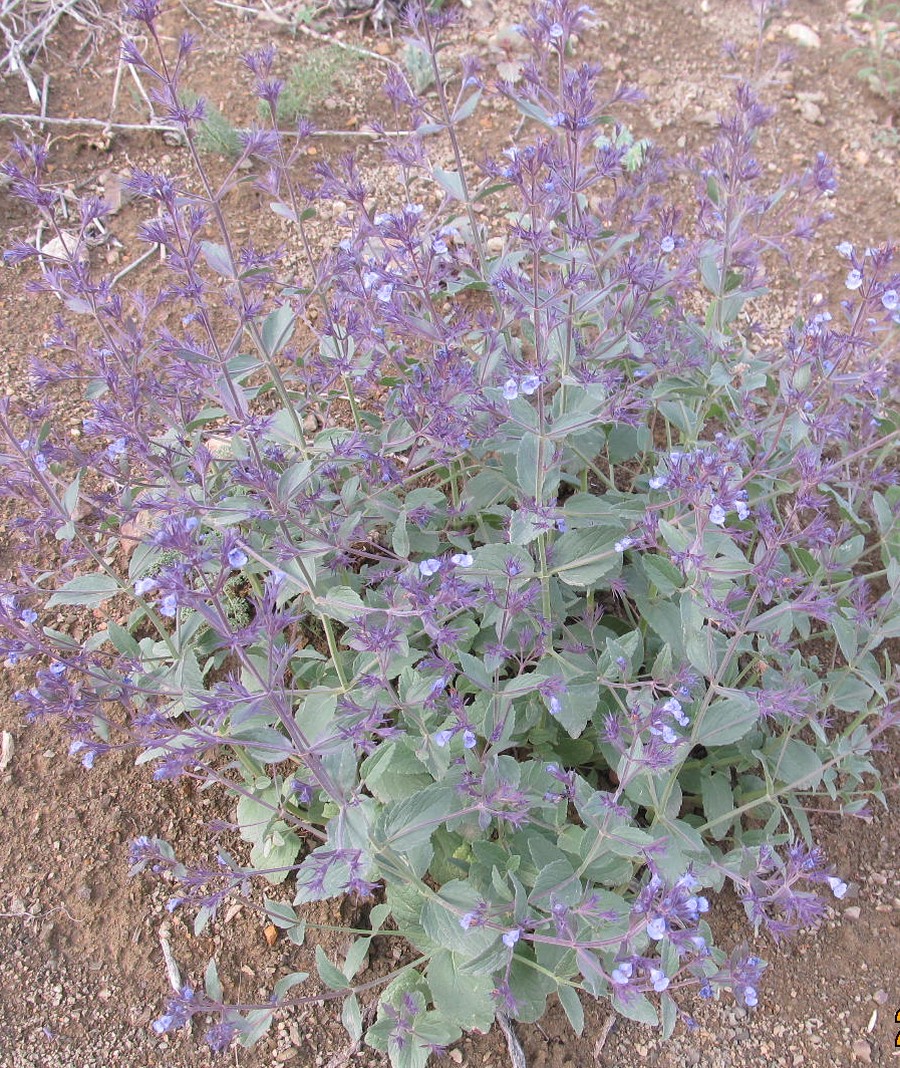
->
[684,1049,701,1067]
[873,989,889,1004]
[784,23,821,48]
[843,905,861,920]
[798,99,823,125]
[448,1052,463,1065]
[0,731,13,772]
[851,1038,872,1063]
[486,237,504,254]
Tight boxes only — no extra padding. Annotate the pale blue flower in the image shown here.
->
[433,729,454,747]
[502,378,519,400]
[227,547,248,569]
[882,289,898,311]
[845,269,863,291]
[160,593,178,618]
[660,235,675,254]
[502,927,521,947]
[614,536,634,552]
[520,374,541,395]
[450,553,473,568]
[650,967,670,992]
[827,875,848,899]
[134,577,157,597]
[646,916,666,940]
[419,558,442,577]
[709,503,727,526]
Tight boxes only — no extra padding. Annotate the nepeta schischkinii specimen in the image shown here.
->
[2,0,899,1061]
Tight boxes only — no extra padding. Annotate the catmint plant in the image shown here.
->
[1,0,898,1062]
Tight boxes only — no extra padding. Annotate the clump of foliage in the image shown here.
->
[179,89,243,157]
[271,45,354,123]
[1,0,898,1063]
[849,0,900,107]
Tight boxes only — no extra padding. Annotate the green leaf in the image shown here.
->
[553,528,621,587]
[315,946,349,990]
[261,303,295,357]
[320,586,365,623]
[420,882,499,959]
[694,694,758,747]
[557,984,584,1035]
[700,769,734,840]
[106,621,140,657]
[516,432,542,497]
[641,554,683,597]
[204,958,223,1002]
[362,742,432,802]
[392,510,410,559]
[342,995,363,1043]
[426,950,496,1031]
[200,240,234,278]
[433,167,465,201]
[612,991,658,1025]
[47,573,120,609]
[768,738,823,789]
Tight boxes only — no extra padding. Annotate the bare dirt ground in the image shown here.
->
[0,1,898,1066]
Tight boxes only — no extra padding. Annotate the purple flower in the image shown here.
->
[20,608,37,625]
[845,269,863,291]
[450,553,473,568]
[709,503,727,526]
[648,475,669,489]
[107,437,127,458]
[462,729,477,749]
[611,961,633,985]
[649,967,670,992]
[419,558,442,578]
[159,593,178,618]
[134,577,157,597]
[520,374,541,395]
[881,289,898,311]
[614,536,634,553]
[548,695,562,717]
[660,235,675,254]
[433,728,454,747]
[502,378,519,400]
[459,911,477,930]
[835,241,854,258]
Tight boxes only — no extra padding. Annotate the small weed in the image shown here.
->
[849,1,900,108]
[271,46,354,123]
